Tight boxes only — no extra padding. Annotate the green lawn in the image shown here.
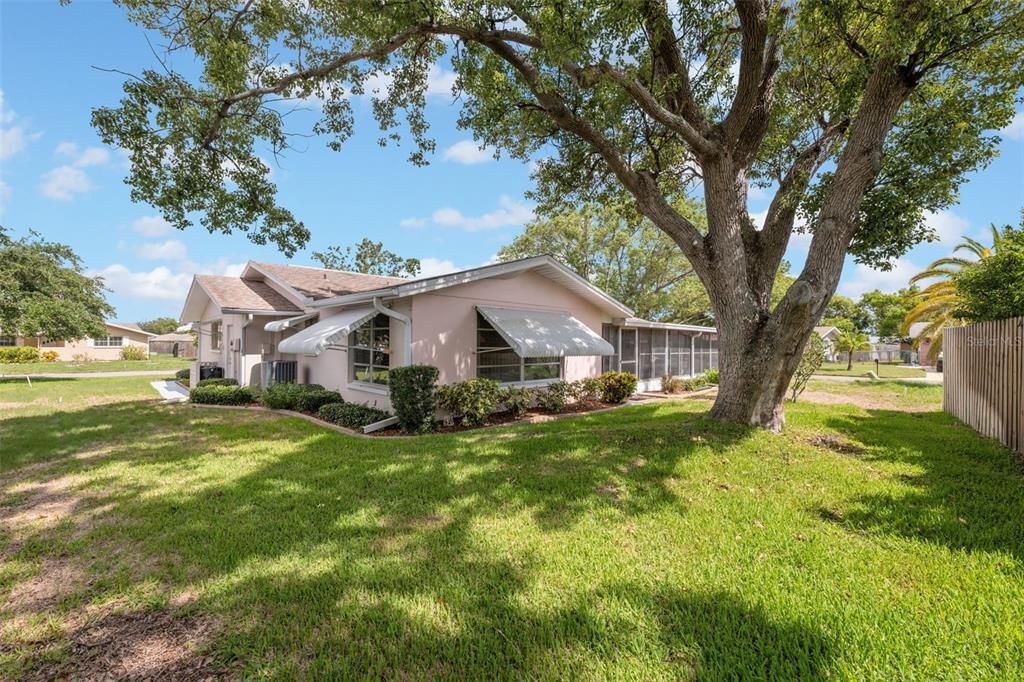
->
[816,361,926,378]
[0,355,190,375]
[2,377,1022,679]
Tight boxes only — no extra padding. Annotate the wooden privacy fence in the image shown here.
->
[943,317,1024,454]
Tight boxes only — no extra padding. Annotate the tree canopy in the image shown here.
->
[0,227,114,341]
[953,219,1024,323]
[312,239,421,277]
[138,317,181,335]
[89,0,1024,429]
[496,202,700,320]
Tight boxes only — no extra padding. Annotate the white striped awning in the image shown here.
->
[264,312,317,333]
[476,305,614,357]
[277,306,376,357]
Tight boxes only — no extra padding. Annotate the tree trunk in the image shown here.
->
[707,313,817,432]
[847,351,854,371]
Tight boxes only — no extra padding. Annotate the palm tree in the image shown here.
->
[834,330,871,371]
[900,226,1003,361]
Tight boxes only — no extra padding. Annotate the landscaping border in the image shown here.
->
[188,398,647,439]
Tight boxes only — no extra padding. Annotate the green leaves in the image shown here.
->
[0,227,114,341]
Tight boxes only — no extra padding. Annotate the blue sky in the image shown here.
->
[1,1,1022,324]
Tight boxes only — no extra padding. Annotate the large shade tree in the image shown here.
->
[92,0,1024,430]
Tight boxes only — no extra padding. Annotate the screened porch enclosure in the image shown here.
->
[601,324,719,382]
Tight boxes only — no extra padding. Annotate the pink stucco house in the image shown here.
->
[178,257,719,409]
[0,322,154,361]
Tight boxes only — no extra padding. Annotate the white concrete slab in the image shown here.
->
[150,380,189,402]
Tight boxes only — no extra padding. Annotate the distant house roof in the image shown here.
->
[195,275,304,314]
[907,321,932,338]
[248,262,406,301]
[150,332,194,342]
[107,321,156,336]
[814,325,840,339]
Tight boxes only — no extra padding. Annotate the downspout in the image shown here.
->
[373,297,412,367]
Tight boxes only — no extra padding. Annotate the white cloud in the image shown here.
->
[0,125,27,160]
[91,264,194,301]
[131,215,175,237]
[417,257,462,278]
[0,179,10,215]
[1000,111,1024,141]
[399,217,426,228]
[426,64,458,96]
[90,259,247,302]
[0,91,40,160]
[923,209,969,246]
[39,165,93,200]
[750,208,811,251]
[431,195,534,231]
[39,143,112,201]
[839,258,923,298]
[442,139,493,165]
[137,239,188,261]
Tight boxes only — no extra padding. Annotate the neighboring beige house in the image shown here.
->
[813,325,841,362]
[178,257,720,409]
[0,322,154,361]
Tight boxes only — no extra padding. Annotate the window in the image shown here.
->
[476,312,560,383]
[93,336,123,347]
[601,324,619,372]
[638,329,668,380]
[668,331,692,376]
[350,313,391,386]
[619,329,637,375]
[210,321,222,350]
[0,335,15,347]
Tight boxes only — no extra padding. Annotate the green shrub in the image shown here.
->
[0,346,40,363]
[389,364,439,433]
[119,345,147,361]
[662,375,685,394]
[436,378,502,426]
[260,382,326,410]
[569,377,603,403]
[682,375,708,391]
[500,386,533,419]
[318,402,390,429]
[293,389,343,413]
[535,381,571,412]
[599,371,638,403]
[189,384,255,405]
[196,377,238,387]
[703,368,720,384]
[175,368,190,380]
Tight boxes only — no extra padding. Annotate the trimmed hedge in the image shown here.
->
[318,402,390,429]
[260,383,326,410]
[535,381,570,412]
[0,346,40,363]
[500,386,533,419]
[599,371,638,404]
[293,389,343,414]
[196,377,238,388]
[189,384,256,405]
[389,364,439,433]
[175,368,190,380]
[436,378,502,426]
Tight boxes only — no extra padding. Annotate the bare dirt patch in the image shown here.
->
[18,607,227,681]
[808,434,867,457]
[0,476,81,532]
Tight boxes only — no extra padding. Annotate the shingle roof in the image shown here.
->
[252,262,406,300]
[196,275,303,313]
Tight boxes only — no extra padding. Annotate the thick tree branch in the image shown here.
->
[638,0,706,128]
[719,0,771,145]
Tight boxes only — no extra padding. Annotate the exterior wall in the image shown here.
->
[17,326,151,361]
[295,299,411,411]
[408,270,610,385]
